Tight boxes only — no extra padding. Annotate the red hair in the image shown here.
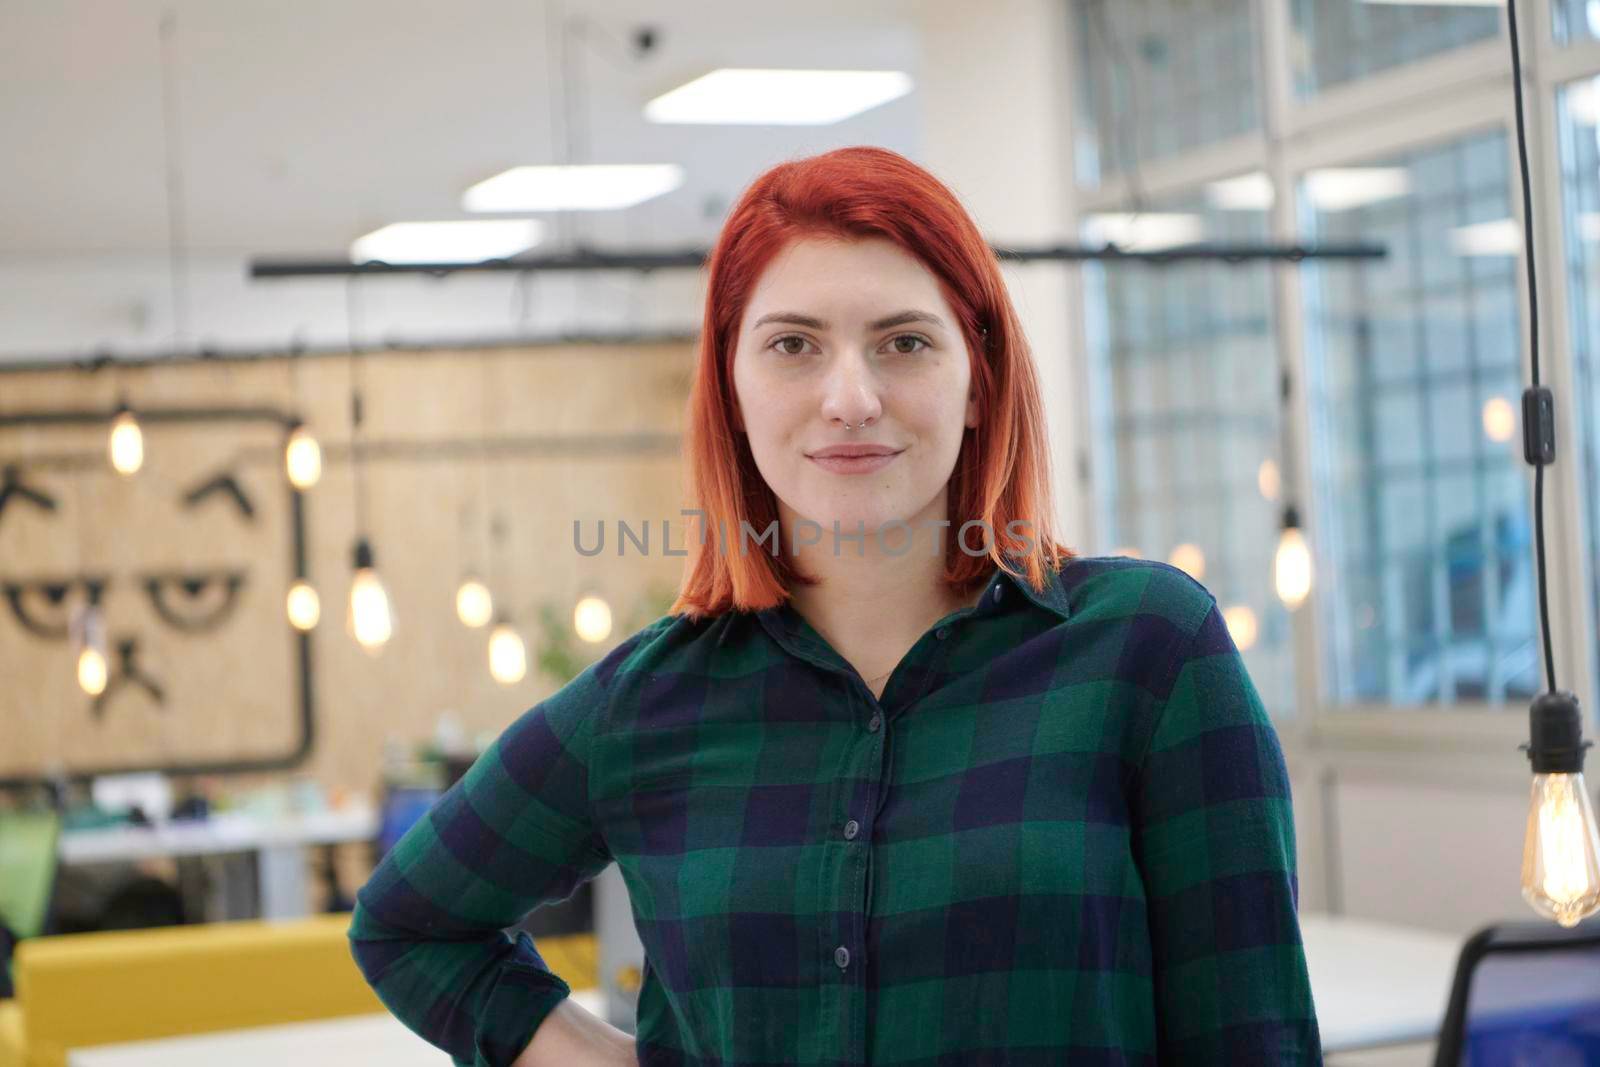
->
[669,145,1075,620]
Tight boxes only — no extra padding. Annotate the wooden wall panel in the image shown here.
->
[0,342,694,799]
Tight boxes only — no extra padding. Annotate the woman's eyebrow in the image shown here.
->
[749,310,947,332]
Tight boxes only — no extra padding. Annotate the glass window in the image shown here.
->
[1073,0,1260,187]
[1556,74,1600,700]
[1298,130,1539,708]
[1553,0,1600,44]
[1289,0,1500,98]
[1081,186,1294,715]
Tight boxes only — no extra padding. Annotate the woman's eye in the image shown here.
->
[889,334,931,354]
[770,335,811,356]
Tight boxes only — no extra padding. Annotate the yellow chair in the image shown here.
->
[0,912,596,1067]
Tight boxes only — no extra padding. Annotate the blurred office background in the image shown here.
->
[3,1,1600,1064]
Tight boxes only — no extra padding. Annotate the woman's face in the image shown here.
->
[731,235,979,542]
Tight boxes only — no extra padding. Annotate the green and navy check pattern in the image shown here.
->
[350,555,1322,1065]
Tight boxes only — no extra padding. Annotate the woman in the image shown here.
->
[349,145,1323,1066]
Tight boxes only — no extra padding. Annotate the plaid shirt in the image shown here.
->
[349,555,1322,1066]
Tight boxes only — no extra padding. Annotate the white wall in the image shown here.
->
[916,0,1089,552]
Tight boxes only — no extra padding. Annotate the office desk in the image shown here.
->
[1300,911,1463,1053]
[58,806,379,920]
[58,911,1461,1061]
[66,990,607,1066]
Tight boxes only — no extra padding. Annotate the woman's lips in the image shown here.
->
[808,451,902,474]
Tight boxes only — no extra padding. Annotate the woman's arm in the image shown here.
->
[1132,590,1323,1065]
[348,630,650,1067]
[513,997,637,1067]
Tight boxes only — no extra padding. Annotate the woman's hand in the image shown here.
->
[512,996,638,1067]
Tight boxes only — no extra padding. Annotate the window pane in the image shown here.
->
[1081,185,1294,714]
[1553,0,1600,44]
[1299,130,1539,708]
[1289,0,1500,98]
[1073,0,1260,187]
[1556,75,1600,701]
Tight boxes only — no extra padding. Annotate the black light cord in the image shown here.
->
[1506,0,1558,696]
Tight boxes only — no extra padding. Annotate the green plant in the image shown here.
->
[533,581,678,685]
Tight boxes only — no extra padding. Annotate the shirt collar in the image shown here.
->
[1000,556,1073,621]
[752,553,1072,654]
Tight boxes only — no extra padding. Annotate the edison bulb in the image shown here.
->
[1168,543,1205,581]
[1223,604,1258,651]
[109,408,144,475]
[574,595,612,644]
[488,622,527,685]
[286,580,321,631]
[1258,458,1281,501]
[70,600,109,696]
[456,578,493,629]
[1482,396,1516,444]
[348,568,393,652]
[285,423,323,489]
[1521,772,1600,927]
[1275,527,1312,609]
[77,646,108,696]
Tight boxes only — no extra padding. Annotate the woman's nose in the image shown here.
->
[818,349,884,427]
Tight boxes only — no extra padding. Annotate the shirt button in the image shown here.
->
[835,946,850,969]
[867,713,882,732]
[844,819,859,840]
[935,626,949,640]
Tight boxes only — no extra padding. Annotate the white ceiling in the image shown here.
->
[0,0,925,259]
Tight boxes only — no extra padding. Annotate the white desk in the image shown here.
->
[58,805,379,919]
[68,990,607,1067]
[1299,911,1464,1053]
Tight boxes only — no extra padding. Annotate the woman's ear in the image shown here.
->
[965,390,980,429]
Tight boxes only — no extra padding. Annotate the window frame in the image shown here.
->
[1068,0,1600,758]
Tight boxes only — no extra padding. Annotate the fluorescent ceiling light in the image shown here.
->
[462,164,685,212]
[644,68,913,125]
[1449,218,1520,257]
[1304,167,1411,211]
[1206,171,1275,210]
[1581,213,1600,243]
[1083,213,1204,252]
[350,220,543,265]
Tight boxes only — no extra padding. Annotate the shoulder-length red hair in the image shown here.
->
[668,145,1075,621]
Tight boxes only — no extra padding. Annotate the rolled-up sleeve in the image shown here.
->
[348,648,623,1067]
[1133,592,1323,1064]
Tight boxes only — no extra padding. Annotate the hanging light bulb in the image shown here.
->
[1167,543,1206,580]
[1482,395,1516,444]
[574,594,613,644]
[69,594,109,696]
[1274,505,1312,610]
[1223,604,1259,651]
[347,538,393,653]
[78,645,108,696]
[488,618,527,685]
[1258,457,1281,501]
[108,404,144,476]
[1520,691,1600,927]
[286,579,321,631]
[456,576,494,629]
[284,419,323,489]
